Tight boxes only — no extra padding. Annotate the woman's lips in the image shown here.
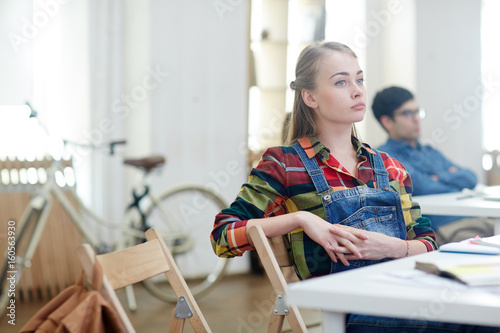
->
[351,102,366,111]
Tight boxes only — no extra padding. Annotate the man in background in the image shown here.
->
[372,86,493,244]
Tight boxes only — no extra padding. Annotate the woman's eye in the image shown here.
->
[335,80,346,86]
[356,78,364,84]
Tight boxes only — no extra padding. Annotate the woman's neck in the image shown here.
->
[317,127,359,176]
[316,126,355,155]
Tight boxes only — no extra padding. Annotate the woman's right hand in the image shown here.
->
[298,211,368,266]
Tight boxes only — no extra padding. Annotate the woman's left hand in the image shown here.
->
[329,226,404,260]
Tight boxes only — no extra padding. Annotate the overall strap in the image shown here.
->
[291,141,331,195]
[368,148,390,190]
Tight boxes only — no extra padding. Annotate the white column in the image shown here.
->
[149,0,250,274]
[364,0,417,147]
[416,0,484,183]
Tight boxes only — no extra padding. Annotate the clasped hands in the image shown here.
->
[303,218,395,266]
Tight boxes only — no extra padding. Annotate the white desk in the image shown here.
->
[414,192,500,233]
[286,251,500,332]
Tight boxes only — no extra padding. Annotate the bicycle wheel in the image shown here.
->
[141,184,230,302]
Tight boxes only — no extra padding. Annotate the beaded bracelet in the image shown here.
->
[404,240,410,257]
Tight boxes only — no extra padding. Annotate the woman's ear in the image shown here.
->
[301,89,318,109]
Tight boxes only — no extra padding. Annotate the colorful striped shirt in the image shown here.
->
[211,136,437,279]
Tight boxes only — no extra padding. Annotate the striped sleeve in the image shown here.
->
[211,146,289,258]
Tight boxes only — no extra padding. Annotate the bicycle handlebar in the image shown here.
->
[61,138,127,156]
[25,101,127,156]
[109,140,127,155]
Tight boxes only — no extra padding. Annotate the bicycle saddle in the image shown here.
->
[123,156,165,171]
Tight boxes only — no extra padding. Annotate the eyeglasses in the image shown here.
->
[394,107,426,119]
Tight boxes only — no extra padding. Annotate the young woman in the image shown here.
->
[211,41,497,332]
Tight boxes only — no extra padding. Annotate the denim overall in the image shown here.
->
[292,141,407,274]
[291,142,499,332]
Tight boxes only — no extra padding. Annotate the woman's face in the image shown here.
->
[305,51,366,128]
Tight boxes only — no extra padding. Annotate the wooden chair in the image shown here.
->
[248,225,309,333]
[77,228,211,333]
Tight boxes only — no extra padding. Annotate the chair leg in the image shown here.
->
[169,309,186,333]
[146,229,211,332]
[268,304,307,333]
[268,313,285,333]
[287,305,308,333]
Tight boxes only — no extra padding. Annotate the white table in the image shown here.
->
[285,251,500,332]
[414,191,500,233]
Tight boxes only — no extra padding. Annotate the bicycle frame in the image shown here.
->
[128,172,190,240]
[144,192,193,252]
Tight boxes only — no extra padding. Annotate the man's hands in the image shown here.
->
[431,166,458,181]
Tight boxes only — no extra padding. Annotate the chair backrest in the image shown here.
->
[77,228,211,333]
[247,225,308,333]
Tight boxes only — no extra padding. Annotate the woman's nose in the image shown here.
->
[352,85,363,98]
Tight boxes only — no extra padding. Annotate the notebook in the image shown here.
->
[439,235,500,255]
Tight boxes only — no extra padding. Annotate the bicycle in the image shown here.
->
[0,111,230,313]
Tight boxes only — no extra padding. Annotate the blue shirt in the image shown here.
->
[377,138,477,229]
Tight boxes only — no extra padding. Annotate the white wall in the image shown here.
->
[364,0,484,183]
[364,0,417,147]
[148,0,249,203]
[144,0,251,273]
[416,0,484,183]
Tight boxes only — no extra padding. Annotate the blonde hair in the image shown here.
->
[285,41,359,145]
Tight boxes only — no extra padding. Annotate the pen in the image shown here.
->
[456,194,476,200]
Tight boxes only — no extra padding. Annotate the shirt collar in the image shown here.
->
[386,137,422,150]
[297,136,376,160]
